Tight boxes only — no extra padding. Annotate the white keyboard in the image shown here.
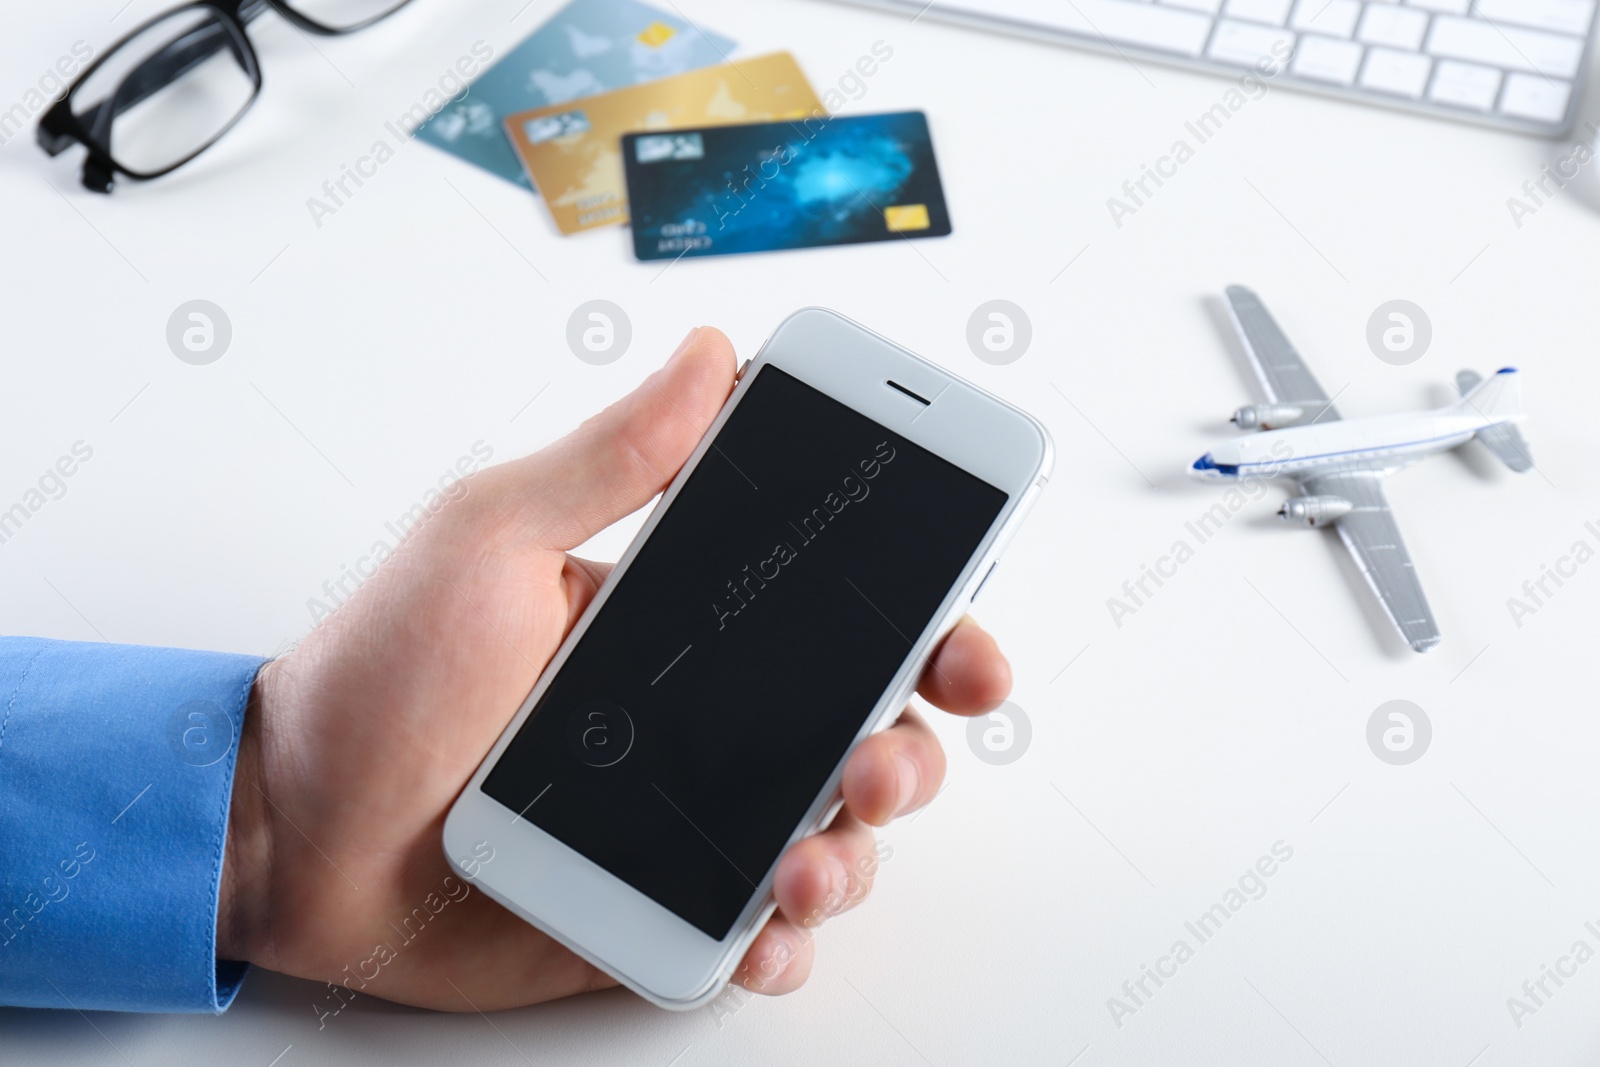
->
[836,0,1597,135]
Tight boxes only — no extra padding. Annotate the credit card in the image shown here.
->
[622,111,951,260]
[504,52,824,235]
[414,0,735,189]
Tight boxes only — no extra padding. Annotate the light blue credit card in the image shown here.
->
[415,0,736,188]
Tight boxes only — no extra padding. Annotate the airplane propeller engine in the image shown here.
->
[1278,495,1353,528]
[1231,403,1305,430]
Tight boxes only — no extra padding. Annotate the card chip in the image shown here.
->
[637,22,677,47]
[884,204,930,232]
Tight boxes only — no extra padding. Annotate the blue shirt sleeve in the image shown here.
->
[0,637,266,1013]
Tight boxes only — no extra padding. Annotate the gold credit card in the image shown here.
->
[504,52,824,235]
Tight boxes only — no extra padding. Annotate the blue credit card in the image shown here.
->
[414,0,735,189]
[622,111,952,260]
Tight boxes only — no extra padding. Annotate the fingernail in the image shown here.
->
[670,326,700,363]
[746,931,795,989]
[894,753,919,814]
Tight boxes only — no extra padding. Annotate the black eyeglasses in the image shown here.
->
[38,0,414,193]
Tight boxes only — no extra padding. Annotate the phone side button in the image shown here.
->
[735,358,752,380]
[970,560,998,603]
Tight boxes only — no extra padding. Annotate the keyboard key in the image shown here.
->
[1207,18,1296,66]
[1223,0,1292,25]
[939,0,1215,57]
[1427,59,1502,110]
[1359,47,1432,97]
[1292,33,1364,84]
[1359,4,1429,50]
[1499,71,1574,121]
[907,0,1583,132]
[1426,16,1585,77]
[1474,0,1595,37]
[1291,0,1360,38]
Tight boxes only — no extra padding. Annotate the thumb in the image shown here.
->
[504,326,736,551]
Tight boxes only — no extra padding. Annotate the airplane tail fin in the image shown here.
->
[1456,368,1533,472]
[1456,366,1523,420]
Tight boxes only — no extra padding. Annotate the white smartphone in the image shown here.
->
[444,308,1052,1009]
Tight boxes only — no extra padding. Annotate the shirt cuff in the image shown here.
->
[0,637,265,1013]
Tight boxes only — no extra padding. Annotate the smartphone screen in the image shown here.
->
[482,365,1007,938]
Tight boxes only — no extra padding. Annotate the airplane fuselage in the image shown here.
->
[1192,408,1518,480]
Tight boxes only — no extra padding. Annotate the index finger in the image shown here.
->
[915,616,1011,716]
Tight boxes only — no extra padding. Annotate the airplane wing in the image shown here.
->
[1298,470,1441,653]
[1225,285,1341,422]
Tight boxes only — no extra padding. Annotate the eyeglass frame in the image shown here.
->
[38,0,413,193]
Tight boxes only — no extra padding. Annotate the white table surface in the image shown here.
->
[5,1,1600,1063]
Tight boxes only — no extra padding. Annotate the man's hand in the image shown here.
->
[218,327,1012,1011]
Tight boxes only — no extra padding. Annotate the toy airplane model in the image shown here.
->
[1191,285,1533,653]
